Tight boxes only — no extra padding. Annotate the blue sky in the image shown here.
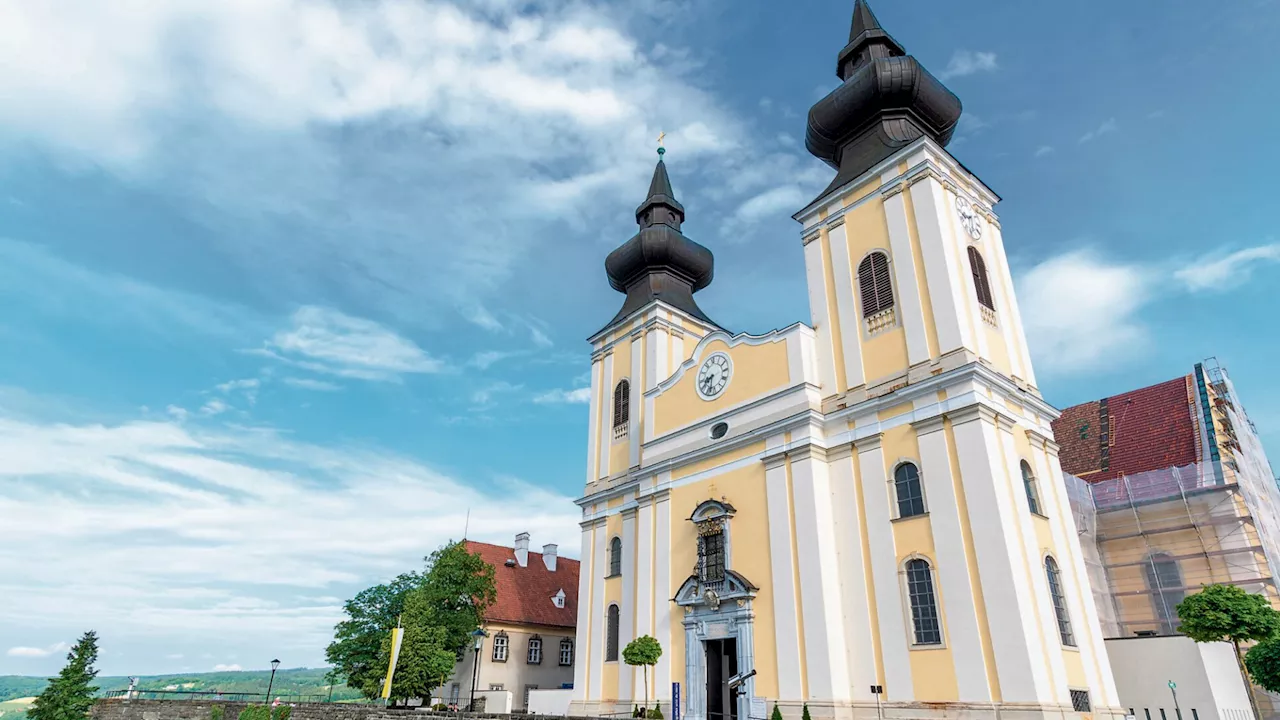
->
[2,0,1279,677]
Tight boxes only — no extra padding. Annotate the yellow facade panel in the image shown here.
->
[653,338,790,437]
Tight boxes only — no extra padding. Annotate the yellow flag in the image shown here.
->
[380,627,405,700]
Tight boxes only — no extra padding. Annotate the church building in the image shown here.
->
[569,3,1123,720]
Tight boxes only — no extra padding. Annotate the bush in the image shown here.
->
[432,705,448,712]
[648,705,663,719]
[211,706,225,720]
[771,705,783,720]
[801,705,812,720]
[238,706,270,720]
[272,706,292,720]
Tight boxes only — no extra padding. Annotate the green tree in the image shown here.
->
[28,631,100,720]
[622,636,663,711]
[374,592,457,701]
[801,705,812,720]
[414,542,497,657]
[770,704,783,720]
[325,572,422,699]
[1246,635,1280,694]
[1177,584,1280,720]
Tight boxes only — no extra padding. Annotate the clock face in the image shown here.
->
[696,352,732,400]
[955,196,983,241]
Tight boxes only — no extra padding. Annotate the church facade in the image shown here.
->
[569,3,1123,720]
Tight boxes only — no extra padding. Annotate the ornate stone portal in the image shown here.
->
[674,501,758,720]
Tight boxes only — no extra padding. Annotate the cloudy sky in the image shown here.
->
[3,0,1279,677]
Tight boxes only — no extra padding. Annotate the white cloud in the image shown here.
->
[7,642,67,658]
[166,405,190,421]
[257,306,445,381]
[470,381,523,408]
[467,350,525,370]
[940,50,998,80]
[213,664,243,672]
[1017,249,1152,375]
[281,377,341,392]
[1174,243,1280,292]
[1079,118,1119,144]
[533,387,592,404]
[1034,145,1055,158]
[199,398,231,417]
[215,379,259,393]
[0,0,816,327]
[723,185,808,239]
[167,653,185,660]
[0,400,579,666]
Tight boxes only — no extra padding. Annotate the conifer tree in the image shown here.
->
[29,631,100,720]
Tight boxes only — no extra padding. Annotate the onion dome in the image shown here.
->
[603,149,717,328]
[805,0,963,200]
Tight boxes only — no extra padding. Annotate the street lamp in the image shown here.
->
[265,659,281,705]
[468,629,488,712]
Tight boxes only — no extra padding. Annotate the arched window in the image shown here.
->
[613,379,630,438]
[894,462,925,518]
[858,252,895,319]
[967,246,995,311]
[1021,460,1042,515]
[608,536,623,577]
[527,636,542,664]
[559,638,574,666]
[1045,557,1075,646]
[605,605,620,661]
[905,558,942,645]
[492,632,509,662]
[1144,553,1185,634]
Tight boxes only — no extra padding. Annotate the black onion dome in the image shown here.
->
[805,0,962,201]
[603,153,717,328]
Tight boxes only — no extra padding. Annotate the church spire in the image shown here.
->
[603,149,716,329]
[806,0,962,200]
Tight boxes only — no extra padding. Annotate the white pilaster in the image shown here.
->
[987,222,1037,387]
[646,327,670,390]
[790,447,852,701]
[598,353,614,480]
[910,178,971,355]
[882,190,931,366]
[1037,443,1121,706]
[572,523,593,703]
[856,434,914,701]
[589,522,608,701]
[630,338,644,468]
[634,500,655,700]
[826,222,866,390]
[620,509,637,703]
[654,490,673,700]
[587,358,602,484]
[802,233,839,396]
[914,417,991,701]
[829,447,877,701]
[765,449,803,700]
[950,407,1052,703]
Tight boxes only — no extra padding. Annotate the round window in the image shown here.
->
[709,422,729,440]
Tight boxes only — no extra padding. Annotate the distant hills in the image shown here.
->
[0,668,364,719]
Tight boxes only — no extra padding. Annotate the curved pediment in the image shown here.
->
[689,499,737,523]
[673,570,758,608]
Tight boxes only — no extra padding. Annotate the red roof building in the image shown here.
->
[1051,375,1200,482]
[463,537,579,629]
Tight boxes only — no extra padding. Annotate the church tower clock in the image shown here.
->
[571,3,1122,720]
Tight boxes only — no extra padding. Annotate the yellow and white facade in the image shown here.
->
[569,133,1124,720]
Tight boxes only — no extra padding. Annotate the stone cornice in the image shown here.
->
[853,432,883,453]
[911,415,946,436]
[827,443,854,462]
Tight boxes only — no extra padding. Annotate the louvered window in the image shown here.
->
[858,252,894,318]
[612,380,630,440]
[968,246,995,311]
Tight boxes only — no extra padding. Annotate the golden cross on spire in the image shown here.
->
[657,131,666,149]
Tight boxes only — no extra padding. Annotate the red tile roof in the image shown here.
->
[464,540,579,629]
[1052,376,1200,482]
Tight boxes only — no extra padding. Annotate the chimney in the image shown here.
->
[514,532,530,567]
[542,544,558,572]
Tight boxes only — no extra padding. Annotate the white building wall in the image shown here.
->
[1105,636,1251,720]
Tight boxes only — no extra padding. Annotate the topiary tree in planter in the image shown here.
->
[770,704,783,720]
[623,635,664,713]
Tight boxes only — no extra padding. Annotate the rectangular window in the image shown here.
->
[492,634,508,662]
[523,685,539,710]
[1070,690,1091,712]
[1192,710,1200,720]
[1144,710,1151,720]
[1161,709,1168,720]
[698,531,726,584]
[527,637,542,665]
[559,639,574,666]
[488,684,504,691]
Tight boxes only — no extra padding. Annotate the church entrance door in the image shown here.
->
[704,638,738,720]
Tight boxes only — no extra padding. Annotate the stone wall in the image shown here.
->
[90,699,606,720]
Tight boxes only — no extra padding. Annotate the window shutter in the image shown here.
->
[858,252,894,317]
[613,380,630,429]
[968,247,994,310]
